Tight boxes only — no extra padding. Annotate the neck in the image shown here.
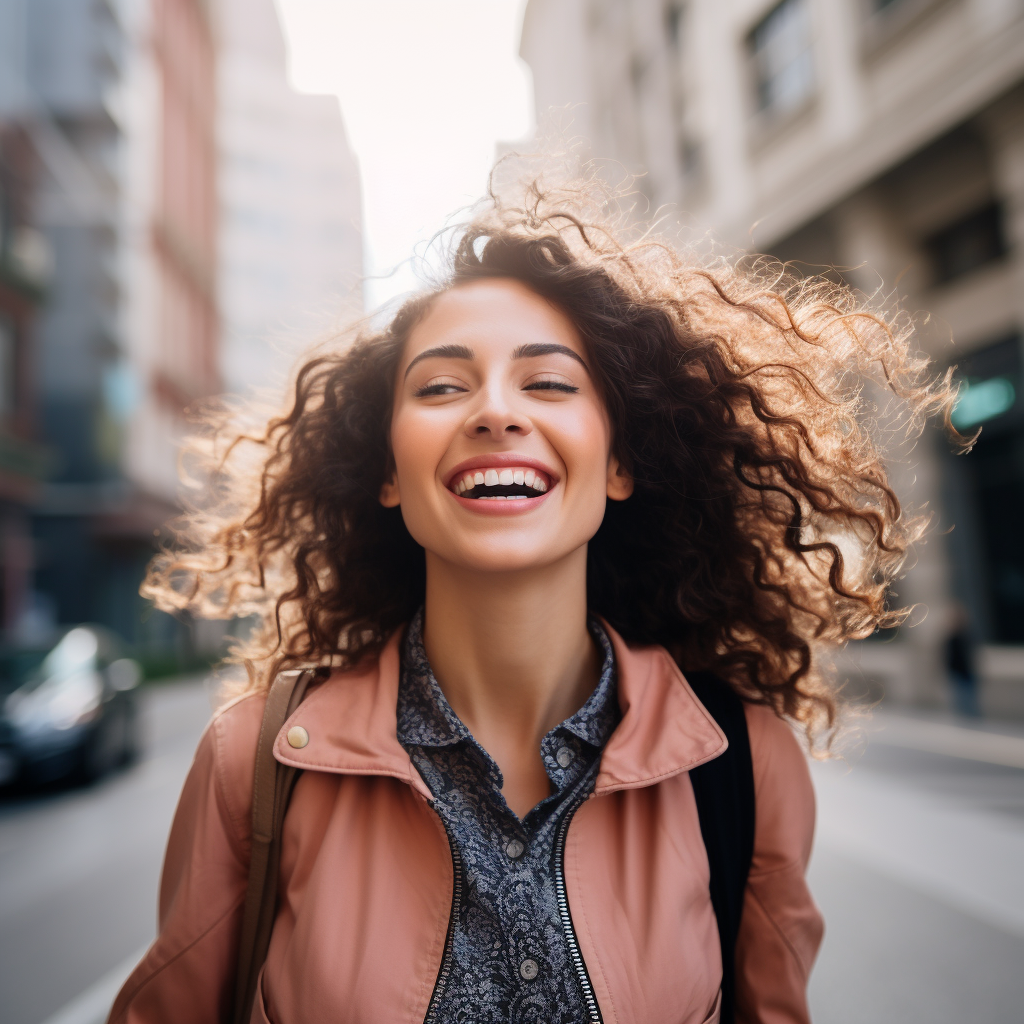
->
[421,547,599,751]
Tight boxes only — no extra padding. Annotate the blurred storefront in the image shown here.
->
[521,0,1024,715]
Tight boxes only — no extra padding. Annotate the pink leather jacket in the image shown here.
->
[110,624,823,1024]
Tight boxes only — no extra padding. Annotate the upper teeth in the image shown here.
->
[452,467,549,495]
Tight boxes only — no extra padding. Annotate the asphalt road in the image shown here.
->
[0,678,216,1024]
[1,682,1022,1024]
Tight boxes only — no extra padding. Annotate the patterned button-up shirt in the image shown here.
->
[397,610,620,1024]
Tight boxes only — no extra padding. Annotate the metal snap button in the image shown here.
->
[505,839,525,859]
[555,745,574,768]
[519,958,540,981]
[286,726,309,748]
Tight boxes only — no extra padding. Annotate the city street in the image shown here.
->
[0,679,215,1024]
[1,682,1022,1024]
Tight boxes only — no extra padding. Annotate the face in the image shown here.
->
[382,278,632,575]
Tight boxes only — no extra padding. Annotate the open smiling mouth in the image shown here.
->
[450,467,551,501]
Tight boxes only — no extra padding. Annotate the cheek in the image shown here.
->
[390,408,444,487]
[556,403,614,487]
[389,414,414,478]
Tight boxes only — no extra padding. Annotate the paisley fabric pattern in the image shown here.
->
[397,610,620,1024]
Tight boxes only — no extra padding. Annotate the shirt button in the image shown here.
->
[505,839,525,859]
[519,958,540,981]
[556,745,574,768]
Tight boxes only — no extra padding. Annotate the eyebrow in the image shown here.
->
[510,343,588,370]
[403,344,474,378]
[404,341,588,378]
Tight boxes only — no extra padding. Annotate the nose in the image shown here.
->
[463,385,532,440]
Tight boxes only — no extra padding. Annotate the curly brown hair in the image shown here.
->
[145,177,961,740]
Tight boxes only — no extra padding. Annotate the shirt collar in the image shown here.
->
[396,609,469,748]
[396,608,619,751]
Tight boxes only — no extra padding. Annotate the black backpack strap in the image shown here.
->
[686,672,756,1024]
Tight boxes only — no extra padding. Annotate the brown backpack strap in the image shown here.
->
[232,668,318,1024]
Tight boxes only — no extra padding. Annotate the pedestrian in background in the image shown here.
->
[946,602,981,717]
[109,171,961,1024]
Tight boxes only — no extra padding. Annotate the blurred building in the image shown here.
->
[522,0,1024,714]
[0,120,50,635]
[0,0,134,643]
[0,0,218,662]
[120,0,219,504]
[0,0,362,664]
[217,0,363,399]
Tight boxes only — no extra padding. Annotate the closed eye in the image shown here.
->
[414,382,469,397]
[523,380,579,394]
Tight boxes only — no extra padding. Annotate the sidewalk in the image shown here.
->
[814,708,1024,934]
[809,708,1024,1023]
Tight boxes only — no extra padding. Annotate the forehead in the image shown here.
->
[401,278,585,364]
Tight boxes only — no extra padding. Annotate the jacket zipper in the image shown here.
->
[555,795,603,1023]
[424,795,601,1024]
[423,816,463,1024]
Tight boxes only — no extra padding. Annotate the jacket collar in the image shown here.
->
[273,632,434,800]
[593,624,727,794]
[273,621,727,797]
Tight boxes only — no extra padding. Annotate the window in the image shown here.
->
[945,336,1024,643]
[863,0,944,51]
[925,203,1008,285]
[749,0,815,117]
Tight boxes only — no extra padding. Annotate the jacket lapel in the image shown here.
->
[272,631,434,800]
[594,624,728,794]
[271,621,728,800]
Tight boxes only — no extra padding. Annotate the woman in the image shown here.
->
[111,179,955,1024]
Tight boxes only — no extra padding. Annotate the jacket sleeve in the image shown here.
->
[734,705,824,1024]
[107,695,263,1024]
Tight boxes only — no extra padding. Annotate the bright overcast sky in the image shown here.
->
[274,0,534,312]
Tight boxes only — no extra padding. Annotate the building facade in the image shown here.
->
[0,120,50,637]
[521,0,1024,713]
[217,0,363,400]
[0,0,362,663]
[115,0,219,661]
[0,0,219,662]
[0,0,137,644]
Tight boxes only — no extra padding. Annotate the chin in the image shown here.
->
[427,533,580,576]
[452,546,563,575]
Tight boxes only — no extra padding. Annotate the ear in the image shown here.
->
[379,473,401,508]
[606,455,633,501]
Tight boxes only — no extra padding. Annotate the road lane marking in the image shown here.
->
[38,945,147,1024]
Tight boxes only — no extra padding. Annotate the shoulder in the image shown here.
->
[742,703,816,871]
[186,691,269,848]
[743,703,810,786]
[208,689,268,763]
[197,667,357,823]
[735,705,824,1017]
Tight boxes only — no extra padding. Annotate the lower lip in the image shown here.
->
[448,490,552,515]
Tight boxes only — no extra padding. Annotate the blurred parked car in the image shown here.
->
[0,625,142,787]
